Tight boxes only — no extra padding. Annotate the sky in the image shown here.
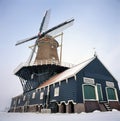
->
[0,0,120,111]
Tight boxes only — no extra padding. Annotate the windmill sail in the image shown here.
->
[39,9,51,33]
[15,35,38,46]
[15,9,51,46]
[46,18,74,36]
[27,41,38,65]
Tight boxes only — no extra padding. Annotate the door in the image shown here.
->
[97,84,103,101]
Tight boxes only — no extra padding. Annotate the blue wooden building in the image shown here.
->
[9,55,120,113]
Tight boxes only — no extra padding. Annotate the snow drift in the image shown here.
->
[0,110,120,121]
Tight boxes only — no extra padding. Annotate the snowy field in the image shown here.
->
[0,110,120,121]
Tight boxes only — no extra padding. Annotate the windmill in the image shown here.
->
[16,9,74,66]
[14,9,74,93]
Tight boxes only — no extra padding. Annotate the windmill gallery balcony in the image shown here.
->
[14,60,74,74]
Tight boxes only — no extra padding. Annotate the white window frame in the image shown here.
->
[54,87,59,97]
[82,84,98,101]
[32,92,36,99]
[40,92,44,100]
[23,95,26,101]
[106,87,118,101]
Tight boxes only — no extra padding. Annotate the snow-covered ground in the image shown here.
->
[0,110,120,121]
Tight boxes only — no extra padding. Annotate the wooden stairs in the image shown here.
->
[103,102,112,111]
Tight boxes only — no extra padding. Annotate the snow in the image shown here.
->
[0,110,120,121]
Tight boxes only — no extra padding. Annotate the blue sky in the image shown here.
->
[0,0,120,111]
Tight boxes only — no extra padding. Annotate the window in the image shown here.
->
[13,100,16,105]
[84,77,95,84]
[32,92,36,99]
[18,99,21,104]
[54,87,59,97]
[106,88,117,100]
[106,81,114,88]
[40,92,44,100]
[83,85,96,100]
[23,95,26,101]
[51,45,54,48]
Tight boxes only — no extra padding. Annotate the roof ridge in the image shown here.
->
[72,56,95,68]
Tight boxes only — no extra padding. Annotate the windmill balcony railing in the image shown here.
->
[13,60,74,74]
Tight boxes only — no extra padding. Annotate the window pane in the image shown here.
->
[84,85,96,99]
[40,92,44,100]
[54,87,59,97]
[107,88,116,100]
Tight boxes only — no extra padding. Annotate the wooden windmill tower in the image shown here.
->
[34,35,59,65]
[15,9,74,93]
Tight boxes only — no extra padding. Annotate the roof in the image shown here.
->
[38,56,95,88]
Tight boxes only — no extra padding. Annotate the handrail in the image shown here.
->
[13,60,74,74]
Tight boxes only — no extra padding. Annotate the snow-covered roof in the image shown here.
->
[38,56,95,88]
